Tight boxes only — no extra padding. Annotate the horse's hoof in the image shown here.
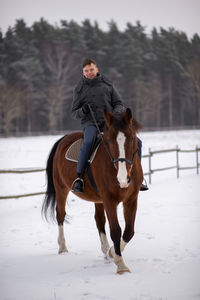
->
[58,248,68,254]
[114,255,131,274]
[117,267,131,274]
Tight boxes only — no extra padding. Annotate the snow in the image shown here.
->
[0,130,200,300]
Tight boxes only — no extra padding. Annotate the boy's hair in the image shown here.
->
[82,58,97,68]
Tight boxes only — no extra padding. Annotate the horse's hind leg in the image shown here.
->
[56,188,69,254]
[94,203,110,256]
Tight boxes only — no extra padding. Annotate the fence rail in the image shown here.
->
[0,168,45,174]
[143,146,200,184]
[0,146,199,199]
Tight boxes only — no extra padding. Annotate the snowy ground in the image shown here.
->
[0,130,200,300]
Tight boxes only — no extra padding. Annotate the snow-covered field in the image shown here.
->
[0,130,200,300]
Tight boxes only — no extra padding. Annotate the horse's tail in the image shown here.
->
[42,135,66,222]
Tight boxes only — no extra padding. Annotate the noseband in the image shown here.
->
[111,148,138,170]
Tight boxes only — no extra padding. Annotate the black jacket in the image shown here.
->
[71,73,125,129]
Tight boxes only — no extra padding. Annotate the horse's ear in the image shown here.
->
[104,109,112,126]
[125,108,133,123]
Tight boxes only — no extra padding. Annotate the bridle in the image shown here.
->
[112,148,138,171]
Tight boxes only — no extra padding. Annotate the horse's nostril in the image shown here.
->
[127,176,131,184]
[116,178,120,186]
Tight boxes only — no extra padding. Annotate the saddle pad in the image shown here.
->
[65,138,100,163]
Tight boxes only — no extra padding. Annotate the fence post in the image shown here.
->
[176,145,179,178]
[196,145,199,175]
[148,148,152,184]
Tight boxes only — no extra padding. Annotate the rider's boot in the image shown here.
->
[140,179,149,191]
[71,173,84,193]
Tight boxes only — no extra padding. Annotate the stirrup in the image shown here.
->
[71,177,84,193]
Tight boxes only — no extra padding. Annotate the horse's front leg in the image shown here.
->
[109,197,138,262]
[109,239,127,258]
[94,203,110,256]
[122,196,138,248]
[105,202,130,274]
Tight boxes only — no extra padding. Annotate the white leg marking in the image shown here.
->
[120,240,127,252]
[114,255,131,274]
[100,233,110,255]
[109,239,127,258]
[116,132,129,188]
[58,225,68,254]
[109,245,115,258]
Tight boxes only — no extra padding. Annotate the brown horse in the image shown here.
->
[42,108,143,274]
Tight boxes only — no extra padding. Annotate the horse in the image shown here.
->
[42,108,143,274]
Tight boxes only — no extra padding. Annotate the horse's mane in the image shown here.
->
[132,117,143,132]
[106,110,143,133]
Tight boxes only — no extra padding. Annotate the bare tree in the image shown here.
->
[187,57,200,125]
[132,78,163,128]
[0,82,23,136]
[44,43,77,132]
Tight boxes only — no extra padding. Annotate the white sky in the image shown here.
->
[0,0,200,38]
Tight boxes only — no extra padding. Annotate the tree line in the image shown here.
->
[0,18,200,136]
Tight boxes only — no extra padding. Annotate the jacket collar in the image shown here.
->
[83,73,102,86]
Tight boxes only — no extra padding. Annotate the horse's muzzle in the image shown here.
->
[116,176,131,188]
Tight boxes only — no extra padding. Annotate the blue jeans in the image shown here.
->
[77,126,98,174]
[137,137,142,160]
[77,125,142,174]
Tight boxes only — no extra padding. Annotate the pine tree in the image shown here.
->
[0,19,199,135]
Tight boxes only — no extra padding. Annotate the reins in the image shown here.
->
[88,104,115,163]
[87,104,138,170]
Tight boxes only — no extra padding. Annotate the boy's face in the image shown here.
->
[83,63,98,79]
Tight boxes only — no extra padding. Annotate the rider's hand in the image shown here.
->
[82,102,95,114]
[82,103,90,114]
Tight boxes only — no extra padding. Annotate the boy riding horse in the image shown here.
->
[71,58,148,193]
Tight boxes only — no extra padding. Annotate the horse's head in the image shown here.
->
[103,108,141,189]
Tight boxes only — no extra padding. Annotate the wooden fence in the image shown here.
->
[143,146,200,184]
[0,146,199,199]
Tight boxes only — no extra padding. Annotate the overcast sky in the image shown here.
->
[0,0,200,38]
